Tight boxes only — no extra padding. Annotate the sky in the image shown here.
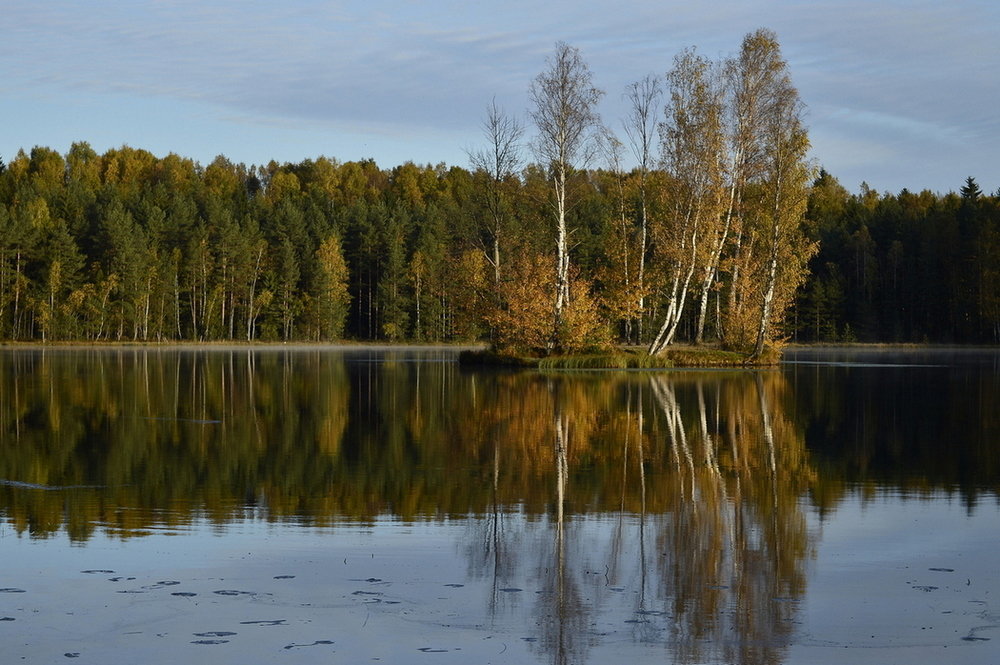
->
[3,0,998,195]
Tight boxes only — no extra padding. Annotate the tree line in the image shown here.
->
[0,29,995,348]
[795,173,1000,344]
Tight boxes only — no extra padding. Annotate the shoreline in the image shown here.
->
[1,341,995,370]
[0,340,487,352]
[458,345,776,369]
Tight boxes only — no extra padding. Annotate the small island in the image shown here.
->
[459,345,776,370]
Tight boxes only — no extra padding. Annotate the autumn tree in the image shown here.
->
[314,232,351,340]
[750,77,814,357]
[622,74,662,343]
[486,247,555,354]
[648,49,726,355]
[529,41,604,349]
[449,248,489,340]
[717,29,797,351]
[717,29,815,356]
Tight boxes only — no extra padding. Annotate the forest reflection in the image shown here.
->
[1,348,819,664]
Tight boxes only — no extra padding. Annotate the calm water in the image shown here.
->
[1,346,998,664]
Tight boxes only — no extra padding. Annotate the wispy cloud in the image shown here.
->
[2,0,998,192]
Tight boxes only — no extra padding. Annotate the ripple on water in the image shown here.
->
[283,640,334,650]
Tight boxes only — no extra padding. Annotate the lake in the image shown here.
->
[1,346,998,664]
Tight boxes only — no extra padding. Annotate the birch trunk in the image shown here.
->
[647,49,725,355]
[624,74,662,345]
[529,42,603,350]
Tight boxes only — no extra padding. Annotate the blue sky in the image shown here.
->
[3,0,997,195]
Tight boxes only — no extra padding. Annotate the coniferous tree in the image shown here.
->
[377,205,411,341]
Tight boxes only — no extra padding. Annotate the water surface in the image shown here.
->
[1,346,998,663]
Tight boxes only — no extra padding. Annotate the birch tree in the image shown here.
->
[529,42,603,348]
[751,68,814,357]
[702,29,815,356]
[622,74,662,343]
[689,30,781,346]
[469,99,523,286]
[719,28,800,350]
[648,49,726,355]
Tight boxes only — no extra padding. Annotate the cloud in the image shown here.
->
[3,0,998,192]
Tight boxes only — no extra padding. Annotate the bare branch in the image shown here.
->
[623,74,662,174]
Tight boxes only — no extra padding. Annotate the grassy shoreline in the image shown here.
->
[0,340,772,368]
[0,340,486,351]
[459,345,776,369]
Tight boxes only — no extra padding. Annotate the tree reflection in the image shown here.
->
[0,348,354,538]
[457,369,814,665]
[528,383,587,665]
[4,348,997,661]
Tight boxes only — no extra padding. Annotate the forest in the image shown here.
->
[0,30,997,349]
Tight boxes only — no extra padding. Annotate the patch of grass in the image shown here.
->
[539,354,625,369]
[655,347,750,367]
[538,352,674,369]
[460,345,779,369]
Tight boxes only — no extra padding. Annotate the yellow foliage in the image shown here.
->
[485,250,611,354]
[266,171,301,202]
[486,249,555,354]
[315,233,351,340]
[449,249,489,340]
[558,271,612,353]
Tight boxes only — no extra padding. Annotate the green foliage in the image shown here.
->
[0,136,994,347]
[795,173,1000,344]
[377,205,411,341]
